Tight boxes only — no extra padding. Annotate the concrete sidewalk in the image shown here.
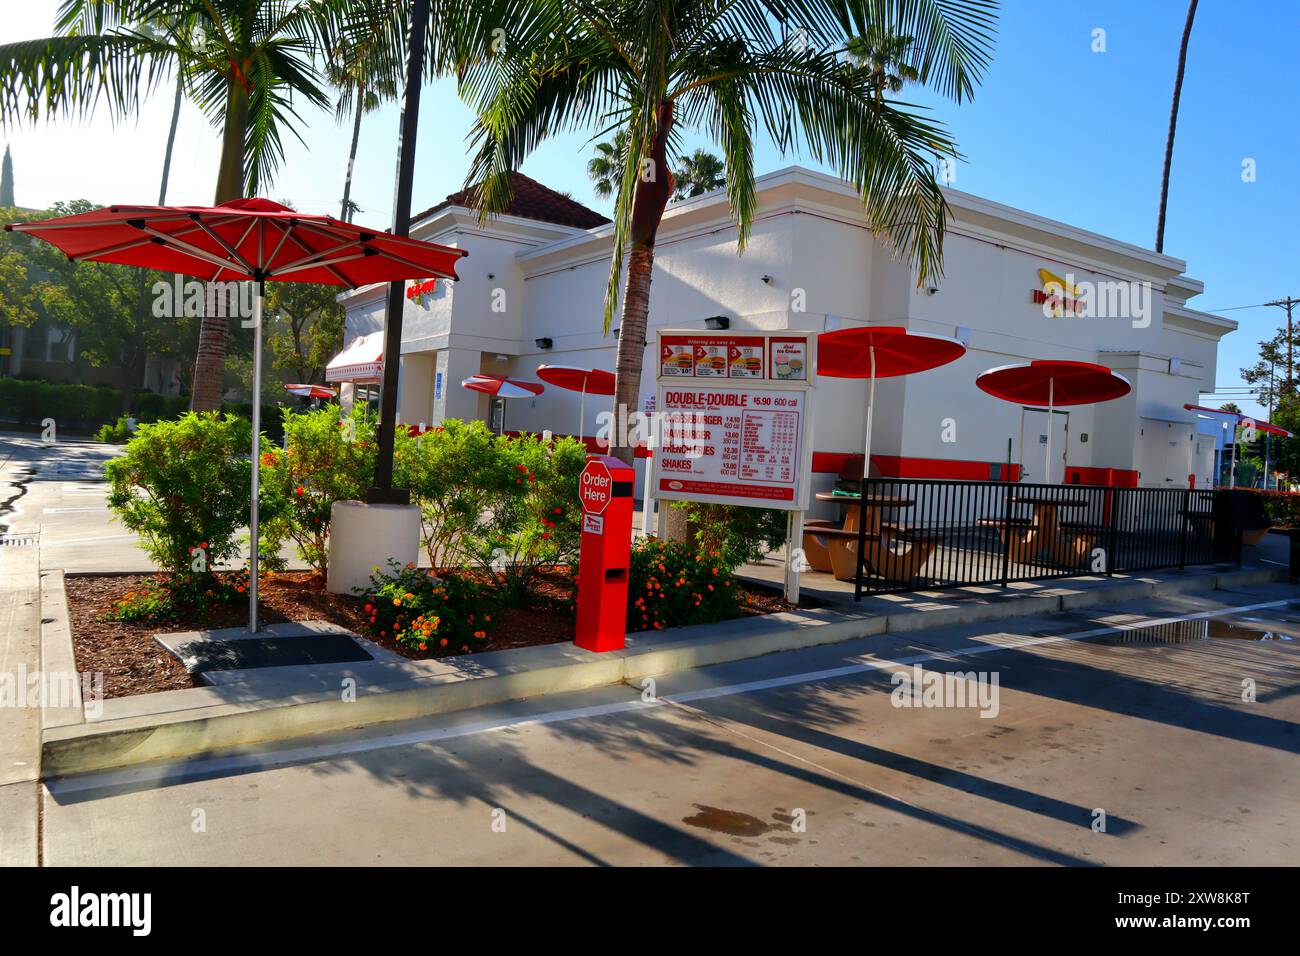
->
[0,546,41,866]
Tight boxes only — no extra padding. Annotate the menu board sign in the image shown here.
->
[655,329,815,510]
[660,334,768,380]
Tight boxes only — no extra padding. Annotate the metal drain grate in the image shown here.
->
[0,533,38,547]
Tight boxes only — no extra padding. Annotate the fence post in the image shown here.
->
[999,479,1013,589]
[854,483,868,601]
[1106,487,1119,577]
[1178,488,1189,571]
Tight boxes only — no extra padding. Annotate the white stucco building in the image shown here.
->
[337,167,1236,501]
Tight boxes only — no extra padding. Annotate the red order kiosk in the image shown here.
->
[574,455,635,652]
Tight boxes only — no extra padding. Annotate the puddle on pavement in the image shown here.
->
[683,805,806,842]
[1086,616,1297,646]
[0,466,34,535]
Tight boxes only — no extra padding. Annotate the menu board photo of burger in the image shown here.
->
[727,341,765,379]
[694,344,728,377]
[660,342,695,377]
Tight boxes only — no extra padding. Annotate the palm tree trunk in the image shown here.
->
[159,70,184,205]
[125,70,186,413]
[611,101,675,468]
[190,81,248,413]
[341,85,365,222]
[1155,0,1198,254]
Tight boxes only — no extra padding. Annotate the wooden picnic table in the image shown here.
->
[807,492,939,582]
[992,493,1092,566]
[815,491,914,535]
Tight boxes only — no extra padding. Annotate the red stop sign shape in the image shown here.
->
[580,460,614,514]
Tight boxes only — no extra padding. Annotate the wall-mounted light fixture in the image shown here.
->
[704,316,730,331]
[535,337,553,350]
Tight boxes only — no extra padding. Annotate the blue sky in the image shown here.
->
[3,1,1297,417]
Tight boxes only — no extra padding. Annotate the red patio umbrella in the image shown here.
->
[6,197,466,633]
[817,325,966,475]
[977,360,1131,482]
[284,383,337,400]
[535,364,616,438]
[462,375,544,434]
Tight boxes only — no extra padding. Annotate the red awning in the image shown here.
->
[817,325,966,379]
[976,360,1131,407]
[1183,403,1293,438]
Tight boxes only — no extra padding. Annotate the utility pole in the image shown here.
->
[1265,297,1299,395]
[1265,360,1274,490]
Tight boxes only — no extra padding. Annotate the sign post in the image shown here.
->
[574,455,635,652]
[655,330,817,603]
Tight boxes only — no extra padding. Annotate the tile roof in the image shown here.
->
[414,171,610,230]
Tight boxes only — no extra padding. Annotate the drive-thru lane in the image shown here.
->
[42,582,1300,866]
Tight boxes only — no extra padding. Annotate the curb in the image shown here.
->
[41,565,1288,779]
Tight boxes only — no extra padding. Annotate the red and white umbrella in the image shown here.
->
[536,364,615,438]
[977,360,1131,481]
[818,325,966,475]
[284,383,337,400]
[462,375,544,433]
[1183,403,1292,438]
[6,197,466,633]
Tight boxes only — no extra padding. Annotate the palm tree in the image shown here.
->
[1156,0,1199,254]
[587,130,629,200]
[462,0,997,463]
[671,148,725,200]
[326,1,403,222]
[845,27,920,107]
[0,0,350,411]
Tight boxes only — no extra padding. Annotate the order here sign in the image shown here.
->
[654,330,816,510]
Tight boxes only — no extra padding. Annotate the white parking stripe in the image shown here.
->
[48,597,1296,795]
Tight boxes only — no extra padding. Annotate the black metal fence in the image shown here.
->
[799,478,1233,600]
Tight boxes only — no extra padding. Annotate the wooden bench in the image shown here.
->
[803,522,941,583]
[1058,521,1107,566]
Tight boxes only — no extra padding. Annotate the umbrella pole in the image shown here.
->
[578,383,587,442]
[249,283,264,634]
[862,347,877,482]
[1044,378,1054,484]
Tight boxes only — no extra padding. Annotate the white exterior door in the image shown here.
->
[1021,409,1069,484]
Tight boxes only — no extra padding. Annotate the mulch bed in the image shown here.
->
[65,570,809,700]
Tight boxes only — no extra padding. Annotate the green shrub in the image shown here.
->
[1245,489,1300,527]
[671,501,788,568]
[627,537,739,632]
[134,391,190,423]
[0,378,126,431]
[102,569,250,622]
[473,432,586,605]
[93,414,135,444]
[221,400,288,444]
[104,412,266,580]
[355,560,495,657]
[393,419,517,569]
[258,405,376,575]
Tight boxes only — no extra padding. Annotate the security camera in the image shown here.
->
[926,285,939,296]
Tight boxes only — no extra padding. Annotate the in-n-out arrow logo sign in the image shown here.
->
[580,461,613,514]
